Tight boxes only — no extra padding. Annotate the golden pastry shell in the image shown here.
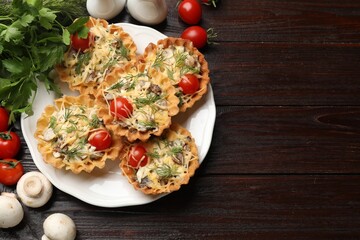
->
[34,95,123,174]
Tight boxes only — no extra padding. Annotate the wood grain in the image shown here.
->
[2,175,360,239]
[207,43,360,106]
[206,106,360,174]
[2,0,360,239]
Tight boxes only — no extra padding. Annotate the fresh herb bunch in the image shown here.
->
[0,0,88,123]
[0,0,88,25]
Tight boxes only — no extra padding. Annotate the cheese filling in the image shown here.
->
[40,104,105,162]
[151,45,202,105]
[152,45,201,82]
[135,132,195,191]
[63,22,131,86]
[104,70,170,132]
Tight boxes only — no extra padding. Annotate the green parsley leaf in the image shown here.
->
[1,26,23,43]
[0,0,73,123]
[2,58,24,75]
[39,7,57,22]
[66,16,89,34]
[26,0,43,10]
[62,28,70,45]
[77,25,89,39]
[19,14,35,27]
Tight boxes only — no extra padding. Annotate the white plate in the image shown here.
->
[21,23,216,207]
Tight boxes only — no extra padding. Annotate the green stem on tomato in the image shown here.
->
[0,160,19,168]
[206,28,219,45]
[0,132,12,140]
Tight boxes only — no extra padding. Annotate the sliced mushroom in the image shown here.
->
[139,176,151,188]
[43,128,56,141]
[16,171,53,208]
[42,213,76,240]
[149,84,162,95]
[0,192,24,228]
[155,99,168,110]
[172,152,184,165]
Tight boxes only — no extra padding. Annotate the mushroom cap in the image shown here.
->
[43,213,76,240]
[41,235,50,240]
[0,193,24,228]
[16,171,53,208]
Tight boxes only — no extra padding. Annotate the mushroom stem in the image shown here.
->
[23,175,43,198]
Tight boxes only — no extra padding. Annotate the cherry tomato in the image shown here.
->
[109,97,133,119]
[0,107,9,132]
[88,129,112,151]
[181,26,218,49]
[128,145,148,168]
[71,32,93,51]
[179,74,200,94]
[178,0,202,25]
[0,131,21,159]
[0,159,24,186]
[181,26,208,49]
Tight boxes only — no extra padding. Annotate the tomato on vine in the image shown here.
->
[0,107,9,132]
[88,129,112,151]
[0,131,21,159]
[128,145,148,168]
[179,74,200,94]
[0,159,24,186]
[181,26,218,49]
[177,0,202,25]
[109,97,133,119]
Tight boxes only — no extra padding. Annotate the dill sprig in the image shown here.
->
[174,51,187,69]
[155,164,179,179]
[169,146,183,155]
[152,51,166,69]
[137,120,157,130]
[89,114,101,128]
[60,146,82,160]
[118,45,130,60]
[147,151,160,159]
[63,108,73,121]
[134,93,161,108]
[75,51,91,75]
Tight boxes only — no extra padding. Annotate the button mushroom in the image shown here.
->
[42,213,76,240]
[16,171,53,208]
[0,192,24,228]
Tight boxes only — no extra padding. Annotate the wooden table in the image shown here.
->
[2,0,360,239]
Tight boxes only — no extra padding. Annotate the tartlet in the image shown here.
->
[120,123,199,194]
[142,37,210,112]
[34,95,122,174]
[56,17,137,95]
[97,62,179,142]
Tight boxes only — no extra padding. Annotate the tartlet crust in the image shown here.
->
[142,37,210,112]
[56,17,137,96]
[97,62,179,142]
[34,95,122,174]
[119,123,199,195]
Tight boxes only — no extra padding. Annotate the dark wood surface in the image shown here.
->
[2,0,360,239]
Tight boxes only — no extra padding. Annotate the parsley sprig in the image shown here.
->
[0,0,88,123]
